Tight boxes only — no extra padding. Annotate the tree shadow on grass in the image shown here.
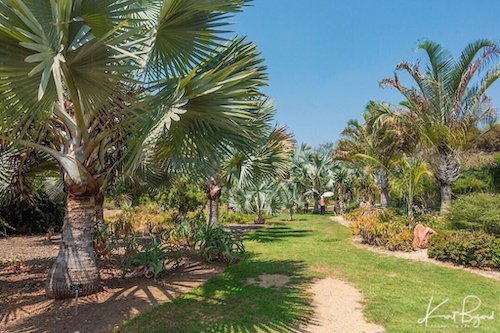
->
[244,225,313,243]
[119,257,315,333]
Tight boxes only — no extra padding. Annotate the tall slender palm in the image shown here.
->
[335,102,406,208]
[380,40,500,213]
[0,0,268,298]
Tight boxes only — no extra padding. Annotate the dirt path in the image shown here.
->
[331,216,500,281]
[301,278,385,333]
[0,235,224,333]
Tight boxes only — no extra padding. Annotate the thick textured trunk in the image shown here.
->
[288,208,294,221]
[338,184,345,214]
[439,183,452,215]
[46,194,101,299]
[254,212,265,224]
[95,191,104,227]
[376,170,391,208]
[312,197,320,214]
[435,150,460,215]
[206,197,220,226]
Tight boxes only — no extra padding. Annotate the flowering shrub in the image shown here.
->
[349,210,414,252]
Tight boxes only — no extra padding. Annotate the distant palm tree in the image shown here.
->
[0,0,267,298]
[290,144,335,213]
[335,102,406,208]
[381,40,500,213]
[222,118,295,224]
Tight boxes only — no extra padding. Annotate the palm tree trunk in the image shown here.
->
[312,196,320,214]
[46,194,101,299]
[435,150,460,215]
[205,178,222,226]
[376,170,391,208]
[288,208,294,221]
[254,212,265,224]
[338,184,345,214]
[95,191,104,227]
[206,197,220,226]
[439,183,452,214]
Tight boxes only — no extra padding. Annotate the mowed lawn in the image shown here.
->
[119,215,500,333]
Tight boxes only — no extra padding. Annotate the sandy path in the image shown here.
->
[301,278,385,333]
[331,216,500,281]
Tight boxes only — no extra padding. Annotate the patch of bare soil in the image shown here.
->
[247,274,291,288]
[300,278,385,333]
[0,235,224,333]
[332,215,500,281]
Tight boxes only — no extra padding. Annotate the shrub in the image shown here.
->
[350,211,414,252]
[415,213,446,231]
[220,212,254,225]
[193,224,245,263]
[428,231,500,269]
[446,194,500,236]
[453,172,491,194]
[121,237,182,280]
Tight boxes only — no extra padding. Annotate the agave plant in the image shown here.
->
[380,40,500,213]
[0,0,268,298]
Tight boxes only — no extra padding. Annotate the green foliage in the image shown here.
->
[428,231,500,269]
[193,224,246,264]
[415,213,446,231]
[220,212,254,225]
[0,182,64,235]
[446,193,500,236]
[169,219,245,263]
[121,237,182,280]
[350,210,414,252]
[453,173,491,194]
[156,179,206,218]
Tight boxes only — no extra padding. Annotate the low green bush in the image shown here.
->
[446,193,500,236]
[169,219,245,263]
[220,212,254,225]
[121,237,182,280]
[193,224,245,263]
[428,231,500,269]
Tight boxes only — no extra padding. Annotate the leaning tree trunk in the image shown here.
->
[46,194,101,299]
[205,178,222,226]
[435,150,460,215]
[375,170,391,208]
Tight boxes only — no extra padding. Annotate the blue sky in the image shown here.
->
[233,0,500,146]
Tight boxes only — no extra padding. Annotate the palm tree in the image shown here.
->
[335,102,406,208]
[391,155,432,221]
[380,40,500,213]
[279,181,301,221]
[0,0,268,298]
[223,121,295,224]
[290,144,335,213]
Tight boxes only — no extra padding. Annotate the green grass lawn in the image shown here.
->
[119,215,500,333]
